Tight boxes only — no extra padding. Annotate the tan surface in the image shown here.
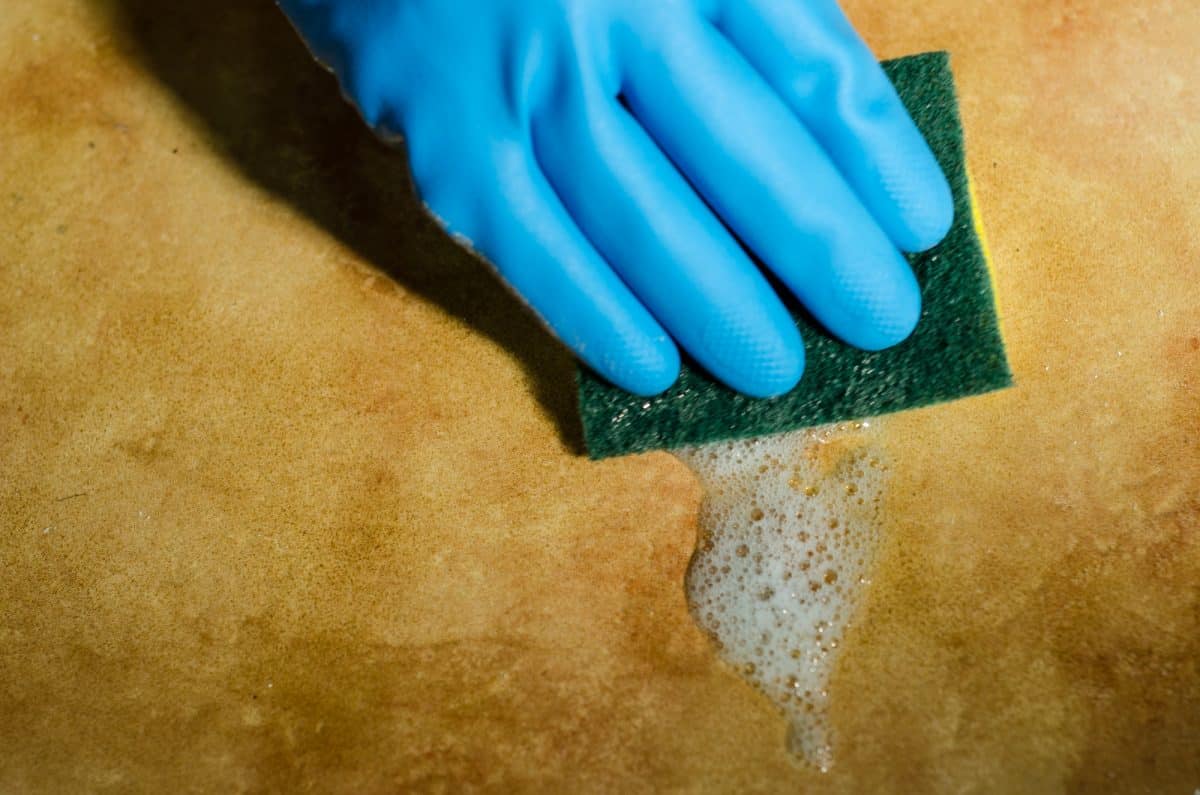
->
[2,0,1198,791]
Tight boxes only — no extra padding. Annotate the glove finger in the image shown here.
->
[531,85,803,398]
[411,132,680,396]
[710,0,953,253]
[620,17,921,352]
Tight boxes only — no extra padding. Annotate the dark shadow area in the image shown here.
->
[98,0,584,453]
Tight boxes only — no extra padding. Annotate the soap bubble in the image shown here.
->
[676,424,885,770]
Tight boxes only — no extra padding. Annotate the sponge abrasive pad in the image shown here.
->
[577,51,1012,459]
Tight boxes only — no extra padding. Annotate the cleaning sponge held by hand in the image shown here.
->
[578,52,1012,459]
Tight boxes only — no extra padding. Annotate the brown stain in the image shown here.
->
[2,0,1200,792]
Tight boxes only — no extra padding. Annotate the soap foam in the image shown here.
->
[676,423,885,770]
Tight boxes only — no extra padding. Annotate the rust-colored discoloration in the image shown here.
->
[2,0,1198,791]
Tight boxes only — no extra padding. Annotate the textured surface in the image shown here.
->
[2,0,1199,793]
[579,52,1011,459]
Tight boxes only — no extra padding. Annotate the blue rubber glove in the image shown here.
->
[279,0,953,397]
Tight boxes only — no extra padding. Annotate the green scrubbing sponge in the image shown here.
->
[577,51,1011,459]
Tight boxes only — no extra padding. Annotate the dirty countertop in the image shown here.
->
[2,0,1198,791]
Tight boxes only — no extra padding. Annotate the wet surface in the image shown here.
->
[2,0,1198,791]
[680,424,887,770]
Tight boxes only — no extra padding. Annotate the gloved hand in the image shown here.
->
[279,0,953,397]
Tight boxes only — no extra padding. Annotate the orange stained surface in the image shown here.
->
[1,0,1199,792]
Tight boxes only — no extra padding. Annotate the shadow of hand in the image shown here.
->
[99,0,583,452]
